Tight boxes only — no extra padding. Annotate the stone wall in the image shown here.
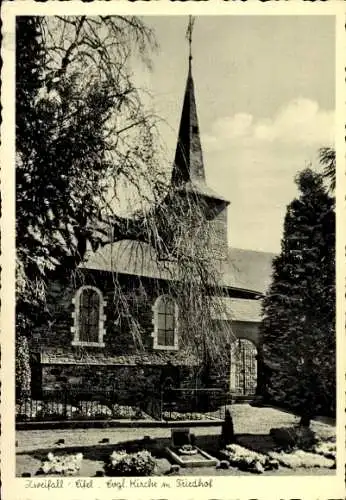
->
[231,321,260,347]
[32,271,177,355]
[207,203,228,262]
[30,270,202,394]
[37,362,198,405]
[29,269,261,398]
[41,364,159,396]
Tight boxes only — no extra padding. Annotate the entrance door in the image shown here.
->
[230,339,257,396]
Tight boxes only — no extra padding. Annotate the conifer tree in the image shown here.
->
[261,168,335,426]
[319,147,335,193]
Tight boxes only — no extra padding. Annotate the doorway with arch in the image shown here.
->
[230,338,258,396]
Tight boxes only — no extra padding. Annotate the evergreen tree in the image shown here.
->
[261,168,335,426]
[319,147,335,193]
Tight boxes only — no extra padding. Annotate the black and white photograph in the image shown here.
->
[1,3,344,495]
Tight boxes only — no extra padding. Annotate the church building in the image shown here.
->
[29,51,274,405]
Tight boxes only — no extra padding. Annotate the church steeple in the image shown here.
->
[170,17,229,262]
[172,16,205,186]
[171,18,229,204]
[171,61,206,186]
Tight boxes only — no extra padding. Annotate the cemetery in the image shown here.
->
[16,404,336,477]
[15,15,336,482]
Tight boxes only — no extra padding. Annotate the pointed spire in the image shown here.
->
[171,16,206,187]
[171,17,229,204]
[171,60,205,186]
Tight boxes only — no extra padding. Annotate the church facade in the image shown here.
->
[29,60,274,404]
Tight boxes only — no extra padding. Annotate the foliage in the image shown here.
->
[178,444,197,455]
[319,147,335,193]
[269,426,318,451]
[221,444,279,474]
[162,411,205,421]
[16,399,144,421]
[313,439,336,461]
[261,168,335,423]
[268,449,334,469]
[16,15,159,334]
[15,335,31,399]
[16,15,235,374]
[38,452,83,476]
[104,450,156,476]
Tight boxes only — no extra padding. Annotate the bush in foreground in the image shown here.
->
[268,449,334,469]
[270,426,318,451]
[313,440,336,461]
[37,452,83,476]
[221,444,279,474]
[104,450,156,476]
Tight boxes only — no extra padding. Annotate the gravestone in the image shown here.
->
[166,428,218,468]
[171,428,191,449]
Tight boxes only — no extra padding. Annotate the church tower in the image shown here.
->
[171,22,230,263]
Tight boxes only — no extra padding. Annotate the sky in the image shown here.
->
[132,16,335,253]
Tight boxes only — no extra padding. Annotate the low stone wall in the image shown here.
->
[41,364,161,396]
[37,363,199,402]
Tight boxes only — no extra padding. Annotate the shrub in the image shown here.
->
[270,426,318,451]
[37,452,83,476]
[162,411,204,421]
[313,440,336,461]
[35,403,68,421]
[268,449,334,469]
[16,413,30,422]
[16,400,44,420]
[15,399,145,421]
[104,450,156,476]
[111,404,143,420]
[16,335,31,400]
[76,404,112,419]
[222,444,279,474]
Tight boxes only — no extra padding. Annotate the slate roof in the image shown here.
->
[175,180,230,203]
[223,247,275,295]
[81,240,177,282]
[81,240,275,296]
[211,297,263,322]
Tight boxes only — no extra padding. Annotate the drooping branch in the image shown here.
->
[16,16,236,370]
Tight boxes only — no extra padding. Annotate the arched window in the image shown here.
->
[71,286,106,347]
[230,338,257,396]
[152,295,179,350]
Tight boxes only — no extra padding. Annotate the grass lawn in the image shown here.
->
[16,404,336,477]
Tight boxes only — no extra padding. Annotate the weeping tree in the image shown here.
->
[16,16,160,321]
[16,16,235,397]
[261,168,335,425]
[71,183,235,392]
[16,15,160,397]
